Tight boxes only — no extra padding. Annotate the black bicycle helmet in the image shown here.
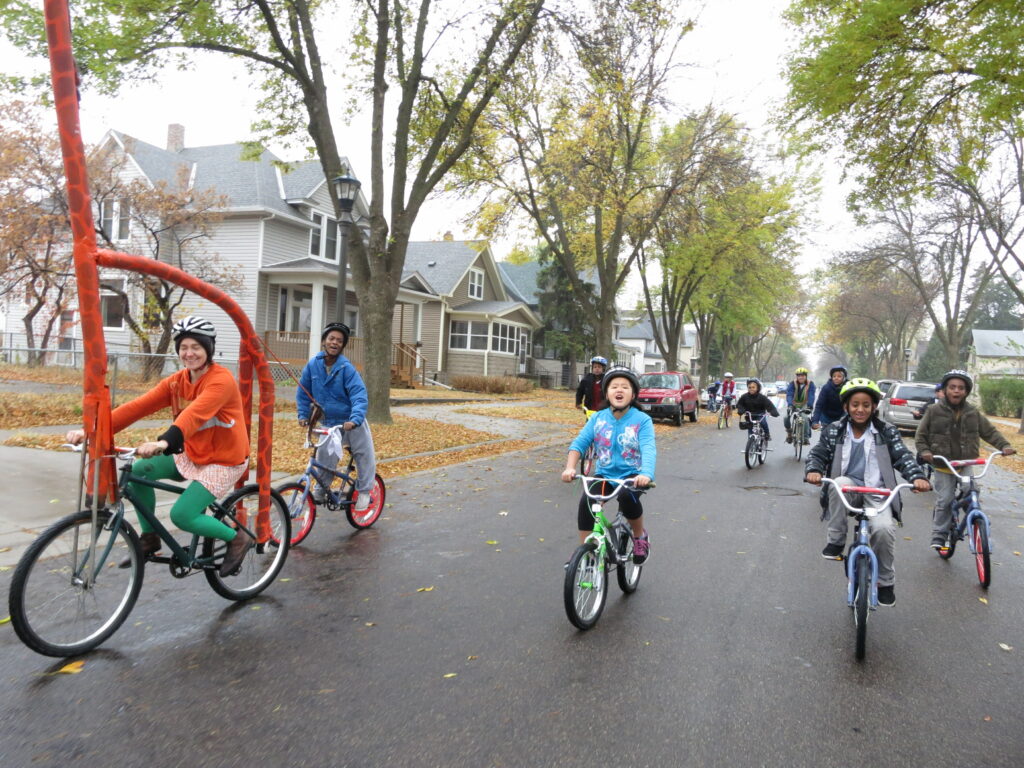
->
[940,368,973,396]
[746,377,762,394]
[828,365,848,378]
[321,322,351,346]
[601,366,640,400]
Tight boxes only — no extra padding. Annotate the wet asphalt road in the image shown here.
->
[1,414,1023,767]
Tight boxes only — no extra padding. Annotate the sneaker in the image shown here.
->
[802,438,811,445]
[632,532,650,565]
[821,543,844,560]
[785,434,793,444]
[311,487,328,505]
[353,492,372,513]
[877,585,895,606]
[930,535,946,550]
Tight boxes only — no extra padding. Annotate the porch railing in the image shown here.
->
[392,341,425,386]
[263,330,364,371]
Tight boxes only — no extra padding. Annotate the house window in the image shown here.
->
[325,219,338,262]
[468,268,484,300]
[99,199,130,242]
[99,279,127,329]
[309,213,323,257]
[58,310,75,351]
[491,322,521,354]
[450,320,488,350]
[346,309,358,335]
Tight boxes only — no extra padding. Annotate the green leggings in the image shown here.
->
[128,454,237,542]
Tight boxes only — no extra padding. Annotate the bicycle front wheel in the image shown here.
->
[204,486,290,601]
[717,408,726,430]
[9,510,144,657]
[275,481,316,546]
[757,435,767,465]
[972,518,991,588]
[853,554,870,661]
[346,473,386,529]
[615,527,642,593]
[564,542,607,630]
[744,434,757,469]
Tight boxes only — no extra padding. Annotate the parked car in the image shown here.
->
[637,371,700,426]
[877,378,898,395]
[879,381,939,431]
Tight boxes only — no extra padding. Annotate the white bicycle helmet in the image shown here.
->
[172,315,217,356]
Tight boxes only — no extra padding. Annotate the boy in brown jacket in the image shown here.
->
[915,369,1017,550]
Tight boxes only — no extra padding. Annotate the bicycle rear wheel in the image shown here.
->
[204,486,290,600]
[744,434,757,469]
[346,473,386,529]
[564,542,607,630]
[972,518,991,588]
[9,509,143,657]
[853,554,870,661]
[615,527,642,593]
[274,481,316,546]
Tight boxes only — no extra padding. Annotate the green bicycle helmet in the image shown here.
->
[840,377,883,404]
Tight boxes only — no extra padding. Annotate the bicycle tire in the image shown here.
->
[744,434,757,469]
[972,518,991,589]
[9,509,143,657]
[345,473,386,529]
[274,481,317,546]
[615,527,642,593]
[203,485,290,601]
[853,554,869,661]
[717,407,726,430]
[938,504,958,560]
[757,434,767,465]
[563,542,607,630]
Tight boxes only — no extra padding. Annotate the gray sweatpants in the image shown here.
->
[930,470,962,539]
[315,421,377,494]
[825,475,897,587]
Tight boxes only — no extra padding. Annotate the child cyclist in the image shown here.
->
[784,366,816,444]
[914,369,1016,551]
[562,367,656,564]
[804,378,931,606]
[811,365,848,431]
[736,377,779,440]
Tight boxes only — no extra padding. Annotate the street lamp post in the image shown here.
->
[904,347,912,381]
[332,173,361,324]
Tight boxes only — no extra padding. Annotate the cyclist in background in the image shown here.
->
[563,367,656,563]
[805,378,930,607]
[785,366,816,445]
[706,378,721,411]
[575,356,608,412]
[736,378,780,441]
[914,369,1016,550]
[297,322,377,512]
[65,316,253,577]
[812,365,848,431]
[719,372,737,419]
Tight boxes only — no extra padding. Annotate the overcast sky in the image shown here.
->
[0,0,859,272]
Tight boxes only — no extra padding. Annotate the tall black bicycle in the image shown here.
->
[8,445,290,657]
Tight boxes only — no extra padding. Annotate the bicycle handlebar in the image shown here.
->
[930,450,1002,480]
[577,475,655,501]
[62,443,137,460]
[818,478,913,516]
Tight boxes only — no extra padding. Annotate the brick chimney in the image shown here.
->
[166,123,185,153]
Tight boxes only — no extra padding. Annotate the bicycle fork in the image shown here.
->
[846,526,879,610]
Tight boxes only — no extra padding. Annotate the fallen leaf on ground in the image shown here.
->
[983,715,992,722]
[443,673,458,679]
[998,643,1013,652]
[416,586,435,593]
[56,661,85,674]
[485,540,498,546]
[467,655,478,660]
[979,597,988,605]
[365,622,376,627]
[0,546,9,553]
[0,616,10,624]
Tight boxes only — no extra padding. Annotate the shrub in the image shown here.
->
[450,374,535,395]
[977,376,1024,418]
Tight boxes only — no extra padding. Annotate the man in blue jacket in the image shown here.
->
[297,322,377,511]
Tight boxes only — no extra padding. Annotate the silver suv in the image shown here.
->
[879,381,938,431]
